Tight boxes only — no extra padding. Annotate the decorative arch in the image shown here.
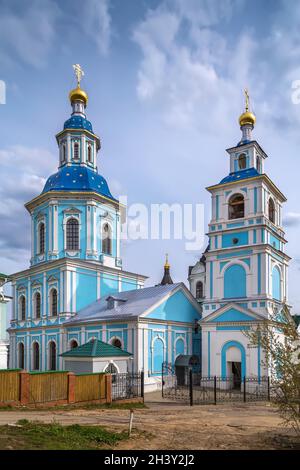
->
[228,193,245,220]
[32,341,40,371]
[175,337,185,358]
[66,217,79,250]
[48,340,57,371]
[102,222,112,255]
[221,341,246,379]
[152,336,165,373]
[18,342,25,369]
[224,263,246,298]
[268,198,275,224]
[109,336,123,349]
[272,265,281,301]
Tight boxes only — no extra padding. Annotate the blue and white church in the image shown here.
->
[8,68,201,389]
[189,93,291,381]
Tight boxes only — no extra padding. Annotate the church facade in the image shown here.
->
[189,96,290,381]
[8,69,201,389]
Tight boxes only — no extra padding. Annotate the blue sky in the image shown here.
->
[1,0,300,311]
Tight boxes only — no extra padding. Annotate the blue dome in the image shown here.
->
[219,167,259,185]
[64,115,93,132]
[42,166,117,201]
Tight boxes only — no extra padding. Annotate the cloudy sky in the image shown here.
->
[1,0,300,312]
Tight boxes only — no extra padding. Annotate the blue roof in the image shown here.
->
[42,165,117,201]
[219,167,260,185]
[64,115,93,133]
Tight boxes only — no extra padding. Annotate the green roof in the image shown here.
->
[0,273,11,280]
[60,339,132,358]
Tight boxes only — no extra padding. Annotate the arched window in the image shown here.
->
[32,342,40,371]
[18,342,24,369]
[39,223,45,254]
[87,144,92,163]
[175,338,185,358]
[73,142,79,160]
[238,153,246,170]
[224,264,246,299]
[49,288,58,317]
[34,292,41,319]
[19,295,26,321]
[196,281,204,299]
[272,266,281,301]
[102,223,112,255]
[228,194,245,220]
[256,155,261,173]
[62,143,66,163]
[70,339,78,349]
[111,338,122,349]
[153,338,164,373]
[66,218,79,250]
[48,341,56,371]
[268,198,275,224]
[104,362,118,382]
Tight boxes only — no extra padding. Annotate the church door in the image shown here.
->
[232,362,241,389]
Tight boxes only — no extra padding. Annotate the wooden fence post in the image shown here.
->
[19,370,30,405]
[67,372,76,404]
[105,374,112,404]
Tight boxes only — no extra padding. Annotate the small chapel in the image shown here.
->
[7,67,201,390]
[188,91,290,383]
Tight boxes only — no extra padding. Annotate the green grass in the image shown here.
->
[0,401,146,412]
[0,420,128,450]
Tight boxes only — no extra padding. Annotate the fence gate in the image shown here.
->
[162,362,270,405]
[112,372,144,401]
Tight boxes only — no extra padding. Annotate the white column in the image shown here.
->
[86,205,92,253]
[42,332,46,370]
[67,134,71,164]
[27,278,31,319]
[53,204,58,253]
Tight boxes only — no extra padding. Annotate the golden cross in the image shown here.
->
[73,64,85,87]
[244,88,250,112]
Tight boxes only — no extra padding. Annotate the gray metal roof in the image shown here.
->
[64,283,183,325]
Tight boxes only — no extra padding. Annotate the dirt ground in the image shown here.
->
[0,392,299,450]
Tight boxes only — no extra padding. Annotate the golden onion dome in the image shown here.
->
[239,110,256,127]
[69,87,88,106]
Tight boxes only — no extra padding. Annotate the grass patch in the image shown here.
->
[0,420,128,450]
[0,401,146,412]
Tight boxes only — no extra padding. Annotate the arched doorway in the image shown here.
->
[221,341,246,387]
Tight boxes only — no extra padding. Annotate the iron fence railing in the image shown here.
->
[112,372,144,401]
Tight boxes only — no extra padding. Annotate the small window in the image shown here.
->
[228,194,245,220]
[87,144,92,163]
[256,155,261,173]
[32,342,40,371]
[268,198,275,224]
[70,339,78,349]
[34,292,41,319]
[62,144,66,162]
[50,288,58,317]
[102,223,112,255]
[238,153,246,170]
[104,363,118,382]
[19,295,26,321]
[73,142,79,160]
[48,341,56,371]
[66,218,79,250]
[39,223,45,254]
[111,338,122,349]
[196,281,204,299]
[18,342,25,369]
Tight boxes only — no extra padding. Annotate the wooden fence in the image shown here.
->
[0,369,111,407]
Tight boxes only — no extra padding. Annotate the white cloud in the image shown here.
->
[80,0,112,56]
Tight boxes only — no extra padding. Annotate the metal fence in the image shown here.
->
[112,372,144,401]
[162,363,270,405]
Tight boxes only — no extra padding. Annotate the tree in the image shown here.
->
[245,304,300,434]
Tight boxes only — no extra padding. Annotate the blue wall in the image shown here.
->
[224,264,246,298]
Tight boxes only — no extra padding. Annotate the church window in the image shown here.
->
[224,264,246,299]
[238,153,246,170]
[32,342,40,371]
[87,144,92,163]
[268,198,275,224]
[228,194,244,219]
[102,223,112,255]
[18,343,25,369]
[73,142,79,160]
[272,266,281,301]
[34,292,41,319]
[19,295,26,321]
[50,288,58,317]
[256,155,261,173]
[196,281,204,299]
[48,341,56,371]
[39,223,45,254]
[66,218,79,250]
[70,339,78,349]
[104,362,118,382]
[62,143,66,163]
[111,337,122,349]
